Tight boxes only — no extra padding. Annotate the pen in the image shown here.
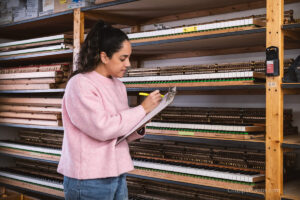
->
[139,92,164,98]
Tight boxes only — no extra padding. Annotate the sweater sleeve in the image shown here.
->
[64,76,146,141]
[126,130,145,143]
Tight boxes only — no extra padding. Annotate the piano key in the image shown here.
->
[146,122,263,132]
[0,170,63,190]
[119,71,255,83]
[0,141,61,155]
[133,159,263,183]
[127,17,259,40]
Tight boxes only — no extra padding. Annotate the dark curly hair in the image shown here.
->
[71,20,129,78]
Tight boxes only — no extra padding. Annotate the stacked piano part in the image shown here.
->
[0,34,72,59]
[127,176,263,200]
[129,138,297,193]
[0,62,71,90]
[127,11,294,42]
[18,129,63,148]
[0,97,62,126]
[0,158,63,198]
[121,60,294,88]
[147,107,298,140]
[0,129,62,162]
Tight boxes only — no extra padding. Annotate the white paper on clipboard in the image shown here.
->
[116,87,176,145]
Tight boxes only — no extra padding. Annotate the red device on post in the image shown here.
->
[266,46,280,76]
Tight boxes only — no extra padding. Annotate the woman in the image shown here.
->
[57,20,162,200]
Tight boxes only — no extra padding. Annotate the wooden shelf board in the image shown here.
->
[1,0,299,40]
[0,12,74,40]
[0,0,138,39]
[87,0,298,24]
[0,152,59,164]
[0,147,60,163]
[82,0,138,12]
[0,123,63,131]
[0,11,73,29]
[282,179,300,200]
[282,83,300,95]
[144,134,265,150]
[282,83,300,89]
[283,89,300,95]
[132,29,266,55]
[283,23,300,30]
[282,135,300,149]
[127,84,265,94]
[143,133,299,151]
[174,89,266,95]
[0,151,59,164]
[0,11,98,40]
[0,183,64,200]
[126,80,263,87]
[131,23,300,56]
[0,177,63,198]
[88,0,254,18]
[147,132,265,143]
[0,89,65,94]
[0,50,73,66]
[127,170,265,198]
[281,83,300,89]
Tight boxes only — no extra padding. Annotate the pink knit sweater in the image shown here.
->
[57,71,146,179]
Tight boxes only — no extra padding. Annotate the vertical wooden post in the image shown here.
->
[131,25,141,69]
[265,0,284,199]
[73,8,85,72]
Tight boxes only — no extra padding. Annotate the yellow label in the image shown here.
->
[178,131,194,136]
[60,0,67,4]
[183,26,197,33]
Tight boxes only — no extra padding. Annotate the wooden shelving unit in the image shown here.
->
[0,0,299,199]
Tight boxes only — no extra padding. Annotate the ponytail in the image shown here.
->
[70,20,129,78]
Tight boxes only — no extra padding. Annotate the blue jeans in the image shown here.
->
[63,174,128,200]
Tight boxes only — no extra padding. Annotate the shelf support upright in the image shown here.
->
[73,8,85,72]
[265,0,284,199]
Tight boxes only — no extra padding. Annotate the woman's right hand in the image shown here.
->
[141,90,162,114]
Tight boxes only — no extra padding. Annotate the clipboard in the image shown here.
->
[116,87,176,145]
